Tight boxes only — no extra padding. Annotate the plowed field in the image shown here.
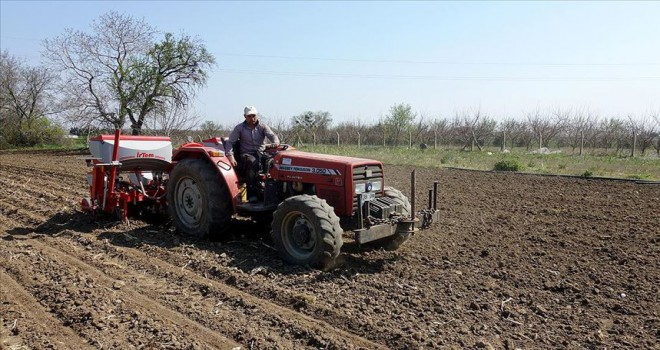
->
[1,151,658,349]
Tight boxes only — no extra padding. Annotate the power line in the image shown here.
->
[0,35,40,41]
[218,68,660,81]
[215,52,660,67]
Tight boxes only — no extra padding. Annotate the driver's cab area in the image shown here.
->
[201,136,289,209]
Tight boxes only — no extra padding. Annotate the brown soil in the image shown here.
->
[1,151,658,349]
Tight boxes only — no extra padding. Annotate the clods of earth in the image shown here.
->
[1,151,658,349]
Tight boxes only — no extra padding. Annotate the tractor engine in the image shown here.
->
[267,151,422,234]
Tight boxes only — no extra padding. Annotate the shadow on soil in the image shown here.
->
[5,211,395,278]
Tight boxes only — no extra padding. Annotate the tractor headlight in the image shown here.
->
[371,180,382,191]
[355,183,366,194]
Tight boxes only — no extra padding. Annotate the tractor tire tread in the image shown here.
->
[168,158,232,239]
[271,195,343,270]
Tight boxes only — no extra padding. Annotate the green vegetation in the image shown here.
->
[297,145,660,181]
[494,160,524,172]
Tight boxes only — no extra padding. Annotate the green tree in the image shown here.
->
[384,103,415,146]
[43,11,215,135]
[291,111,332,144]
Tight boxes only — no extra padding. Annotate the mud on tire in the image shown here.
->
[271,195,343,270]
[168,158,232,239]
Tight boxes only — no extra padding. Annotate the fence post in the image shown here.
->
[501,131,506,152]
[579,130,584,156]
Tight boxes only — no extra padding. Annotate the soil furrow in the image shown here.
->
[1,239,240,349]
[0,164,86,186]
[0,269,92,349]
[0,173,84,202]
[0,198,46,227]
[0,166,86,190]
[41,234,387,349]
[125,237,416,347]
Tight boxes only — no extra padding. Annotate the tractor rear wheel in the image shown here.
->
[373,186,412,251]
[168,158,232,239]
[271,195,343,270]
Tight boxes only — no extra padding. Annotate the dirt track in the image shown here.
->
[1,151,658,349]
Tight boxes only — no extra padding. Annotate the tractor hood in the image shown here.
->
[274,150,380,167]
[270,150,384,217]
[270,150,382,182]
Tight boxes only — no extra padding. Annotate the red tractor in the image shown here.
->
[82,130,439,269]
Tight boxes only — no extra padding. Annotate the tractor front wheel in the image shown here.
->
[168,158,232,239]
[271,195,343,270]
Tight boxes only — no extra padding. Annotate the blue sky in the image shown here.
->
[1,1,659,125]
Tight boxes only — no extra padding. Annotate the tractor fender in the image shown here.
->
[171,146,240,211]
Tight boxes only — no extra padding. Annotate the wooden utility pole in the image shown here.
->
[357,131,361,148]
[409,130,412,149]
[434,130,438,149]
[336,132,340,147]
[631,131,637,157]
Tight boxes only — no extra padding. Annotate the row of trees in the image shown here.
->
[182,105,659,157]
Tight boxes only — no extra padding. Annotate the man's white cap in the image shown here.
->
[244,106,258,116]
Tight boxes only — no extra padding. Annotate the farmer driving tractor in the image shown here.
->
[225,106,280,202]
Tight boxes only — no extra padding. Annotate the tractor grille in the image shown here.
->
[352,164,383,213]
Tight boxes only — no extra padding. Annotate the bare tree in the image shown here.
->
[564,108,600,154]
[428,117,449,148]
[43,11,215,135]
[269,116,293,145]
[498,117,529,150]
[144,102,201,136]
[410,115,429,146]
[629,114,658,155]
[451,109,495,151]
[0,50,59,146]
[527,107,568,149]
